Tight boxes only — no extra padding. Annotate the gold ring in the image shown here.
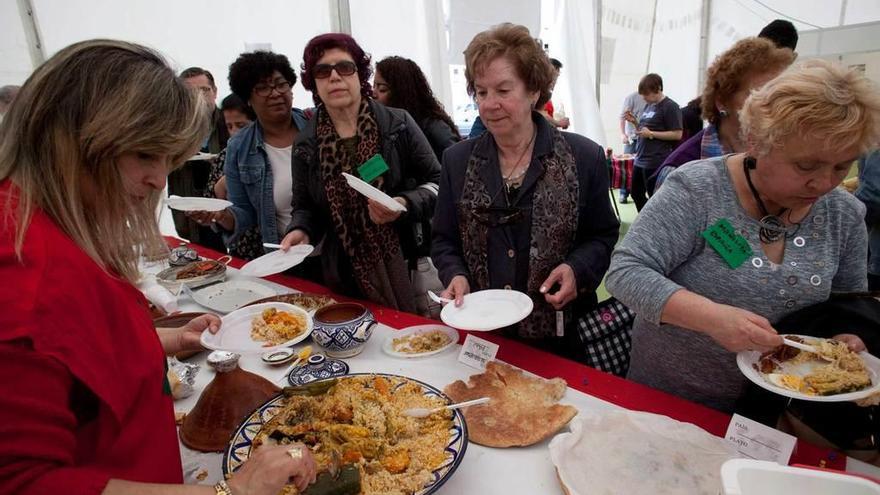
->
[288,447,303,460]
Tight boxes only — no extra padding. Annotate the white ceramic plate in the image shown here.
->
[382,324,459,358]
[341,172,407,213]
[737,335,880,402]
[201,302,313,354]
[440,289,533,331]
[188,280,277,314]
[165,195,232,212]
[239,245,314,278]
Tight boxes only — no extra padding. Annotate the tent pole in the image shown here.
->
[330,0,352,34]
[645,0,658,72]
[595,0,602,105]
[698,0,711,91]
[17,0,45,68]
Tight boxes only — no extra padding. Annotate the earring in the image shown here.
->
[719,109,729,118]
[744,156,757,170]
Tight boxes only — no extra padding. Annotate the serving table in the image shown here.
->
[162,239,879,491]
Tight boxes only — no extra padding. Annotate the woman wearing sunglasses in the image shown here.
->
[280,34,440,313]
[190,51,309,263]
[431,24,619,351]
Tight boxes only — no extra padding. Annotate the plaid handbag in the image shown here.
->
[574,297,635,376]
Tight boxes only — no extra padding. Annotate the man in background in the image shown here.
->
[618,91,647,203]
[758,19,798,51]
[167,67,229,250]
[180,67,228,153]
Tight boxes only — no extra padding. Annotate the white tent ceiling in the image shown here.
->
[2,0,879,147]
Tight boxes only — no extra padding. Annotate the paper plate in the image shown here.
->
[737,335,880,402]
[383,324,459,358]
[440,289,533,331]
[239,244,314,278]
[188,280,277,314]
[341,172,407,213]
[188,152,218,161]
[201,302,313,354]
[165,195,231,212]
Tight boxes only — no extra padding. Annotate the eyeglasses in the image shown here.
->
[313,61,358,79]
[253,80,291,97]
[473,205,524,227]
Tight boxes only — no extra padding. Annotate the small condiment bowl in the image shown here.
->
[261,348,296,365]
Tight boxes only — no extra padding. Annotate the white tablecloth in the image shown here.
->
[163,266,880,490]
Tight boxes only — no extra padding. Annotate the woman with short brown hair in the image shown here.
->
[432,24,619,353]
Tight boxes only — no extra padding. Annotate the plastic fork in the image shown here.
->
[402,397,490,418]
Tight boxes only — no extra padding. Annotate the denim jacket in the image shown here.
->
[222,109,308,246]
[856,150,880,276]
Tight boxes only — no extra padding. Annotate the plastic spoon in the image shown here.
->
[781,337,831,361]
[427,290,453,305]
[402,397,490,418]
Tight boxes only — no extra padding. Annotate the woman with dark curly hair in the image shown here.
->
[280,34,441,313]
[654,37,795,188]
[374,56,460,159]
[189,51,308,257]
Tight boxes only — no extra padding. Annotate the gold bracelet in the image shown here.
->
[214,480,234,495]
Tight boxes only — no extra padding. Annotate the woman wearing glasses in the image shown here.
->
[280,34,440,312]
[191,51,308,257]
[431,24,619,350]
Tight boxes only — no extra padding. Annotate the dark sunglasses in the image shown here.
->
[313,61,358,79]
[473,205,524,227]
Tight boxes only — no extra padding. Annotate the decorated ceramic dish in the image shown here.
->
[223,374,468,495]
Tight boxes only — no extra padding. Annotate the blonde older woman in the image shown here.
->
[606,60,880,413]
[432,24,619,353]
[0,40,315,495]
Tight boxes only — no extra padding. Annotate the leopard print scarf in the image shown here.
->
[457,127,579,338]
[317,100,416,312]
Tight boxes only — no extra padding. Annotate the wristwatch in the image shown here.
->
[649,130,655,140]
[214,480,234,495]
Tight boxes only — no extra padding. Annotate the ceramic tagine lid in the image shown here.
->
[179,351,280,452]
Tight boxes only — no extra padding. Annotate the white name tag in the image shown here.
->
[457,334,499,370]
[724,413,797,464]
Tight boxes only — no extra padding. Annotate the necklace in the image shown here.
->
[742,158,799,243]
[502,127,537,195]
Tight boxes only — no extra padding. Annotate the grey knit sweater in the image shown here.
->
[606,156,868,412]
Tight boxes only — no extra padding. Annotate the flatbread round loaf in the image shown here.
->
[444,361,577,447]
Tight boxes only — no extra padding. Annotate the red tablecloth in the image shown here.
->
[170,237,847,470]
[609,155,635,191]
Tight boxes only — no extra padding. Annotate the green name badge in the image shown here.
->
[701,218,753,269]
[357,154,390,184]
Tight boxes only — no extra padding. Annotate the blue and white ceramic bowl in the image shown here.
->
[311,303,377,358]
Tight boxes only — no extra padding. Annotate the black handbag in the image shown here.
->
[573,297,635,376]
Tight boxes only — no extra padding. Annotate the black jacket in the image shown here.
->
[431,113,620,310]
[419,116,461,161]
[289,99,441,296]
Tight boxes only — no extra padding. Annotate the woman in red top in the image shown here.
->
[0,40,316,495]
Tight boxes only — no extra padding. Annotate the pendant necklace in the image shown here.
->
[502,127,537,198]
[742,159,798,243]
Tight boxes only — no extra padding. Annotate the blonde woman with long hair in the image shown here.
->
[0,40,316,495]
